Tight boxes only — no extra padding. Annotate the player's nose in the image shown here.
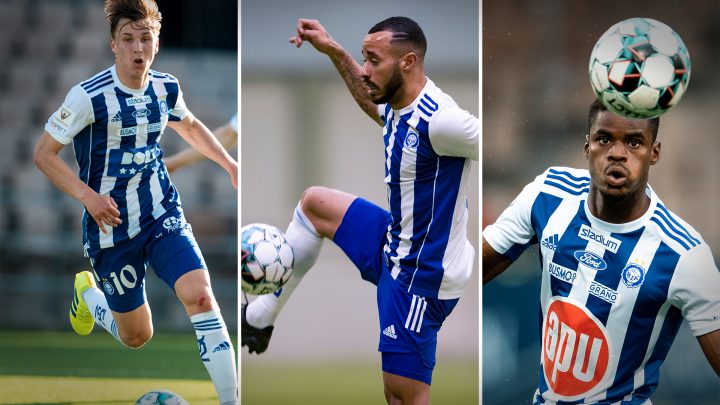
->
[607,142,627,160]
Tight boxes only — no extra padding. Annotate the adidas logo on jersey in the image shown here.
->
[110,112,122,123]
[212,341,231,353]
[541,234,559,251]
[382,325,397,339]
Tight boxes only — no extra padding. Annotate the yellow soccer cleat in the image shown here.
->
[69,271,97,336]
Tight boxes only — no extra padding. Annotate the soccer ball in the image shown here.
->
[241,223,294,295]
[589,17,690,118]
[135,390,188,405]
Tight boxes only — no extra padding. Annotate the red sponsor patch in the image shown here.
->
[542,298,610,398]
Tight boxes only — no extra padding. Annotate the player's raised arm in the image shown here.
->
[167,113,238,189]
[290,18,382,126]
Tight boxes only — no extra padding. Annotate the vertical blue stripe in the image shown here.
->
[72,127,92,185]
[588,227,643,325]
[164,82,181,121]
[83,93,112,246]
[411,155,465,295]
[385,110,407,268]
[110,87,140,244]
[530,193,564,241]
[607,242,679,400]
[635,306,683,400]
[403,121,435,271]
[532,194,576,297]
[145,83,162,145]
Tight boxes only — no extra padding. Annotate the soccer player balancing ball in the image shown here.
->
[241,223,294,295]
[135,390,189,405]
[589,17,691,118]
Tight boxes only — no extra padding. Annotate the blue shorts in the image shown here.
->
[85,208,207,313]
[333,198,459,385]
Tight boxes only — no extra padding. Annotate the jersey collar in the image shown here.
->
[583,185,658,234]
[395,76,434,116]
[111,64,150,95]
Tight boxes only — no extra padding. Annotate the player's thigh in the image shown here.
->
[299,186,357,239]
[88,237,148,314]
[146,210,208,291]
[383,371,430,405]
[332,197,391,285]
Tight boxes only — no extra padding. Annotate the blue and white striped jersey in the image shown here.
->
[379,78,478,300]
[484,167,720,404]
[45,65,187,250]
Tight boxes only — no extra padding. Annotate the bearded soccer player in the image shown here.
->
[242,17,478,404]
[33,1,238,403]
[483,100,720,404]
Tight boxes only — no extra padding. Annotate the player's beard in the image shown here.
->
[372,64,404,105]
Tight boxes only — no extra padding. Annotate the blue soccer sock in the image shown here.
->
[191,310,238,405]
[82,287,123,343]
[246,203,323,328]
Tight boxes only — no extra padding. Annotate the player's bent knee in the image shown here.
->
[180,289,216,315]
[299,186,334,214]
[120,327,153,348]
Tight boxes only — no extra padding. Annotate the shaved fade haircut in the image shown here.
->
[369,16,427,59]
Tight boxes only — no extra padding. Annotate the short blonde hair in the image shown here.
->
[104,0,162,38]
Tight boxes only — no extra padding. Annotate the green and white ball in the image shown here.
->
[241,223,294,295]
[589,17,690,118]
[135,390,189,405]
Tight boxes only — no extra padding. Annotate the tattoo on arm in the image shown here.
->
[330,52,383,126]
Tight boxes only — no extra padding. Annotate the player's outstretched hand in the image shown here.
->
[289,18,337,55]
[83,192,122,234]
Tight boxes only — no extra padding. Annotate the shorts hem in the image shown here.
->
[382,364,432,385]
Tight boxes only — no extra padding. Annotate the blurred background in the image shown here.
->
[241,0,478,403]
[0,0,237,402]
[483,0,720,404]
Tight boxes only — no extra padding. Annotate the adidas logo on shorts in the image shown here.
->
[382,325,397,339]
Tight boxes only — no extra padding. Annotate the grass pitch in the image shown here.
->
[242,359,478,405]
[0,330,230,404]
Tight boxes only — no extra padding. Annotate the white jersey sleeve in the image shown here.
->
[429,106,479,161]
[483,171,544,258]
[668,244,720,336]
[45,85,94,145]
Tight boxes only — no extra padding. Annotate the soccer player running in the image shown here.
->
[483,100,720,404]
[33,1,238,403]
[242,17,478,403]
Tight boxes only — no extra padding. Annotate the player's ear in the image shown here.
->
[400,52,417,71]
[584,134,590,158]
[110,38,117,57]
[650,141,661,165]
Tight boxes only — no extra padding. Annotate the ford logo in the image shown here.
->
[573,250,607,270]
[132,109,151,118]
